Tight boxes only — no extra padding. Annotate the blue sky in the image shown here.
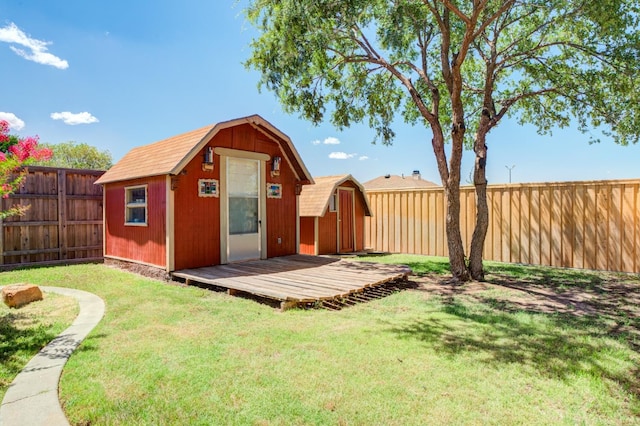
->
[1,0,638,185]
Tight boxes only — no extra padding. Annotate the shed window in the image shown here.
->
[329,193,337,212]
[125,185,147,226]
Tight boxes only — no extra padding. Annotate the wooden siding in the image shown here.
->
[339,180,368,252]
[104,175,166,267]
[305,180,369,255]
[318,211,338,255]
[339,189,354,252]
[0,167,103,268]
[365,179,640,273]
[299,217,316,255]
[173,124,299,270]
[261,137,298,258]
[172,151,220,270]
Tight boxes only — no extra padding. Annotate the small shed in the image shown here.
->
[298,175,372,255]
[95,115,313,272]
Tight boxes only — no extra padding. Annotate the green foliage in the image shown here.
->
[246,0,640,146]
[35,141,112,170]
[0,135,19,154]
[246,0,407,145]
[246,0,640,280]
[0,121,53,218]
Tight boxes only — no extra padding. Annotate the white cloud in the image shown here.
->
[359,156,369,161]
[0,112,25,130]
[323,136,340,145]
[312,137,341,145]
[0,22,69,69]
[50,111,99,125]
[329,152,356,160]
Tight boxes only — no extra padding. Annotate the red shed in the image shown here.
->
[298,175,372,255]
[95,115,313,272]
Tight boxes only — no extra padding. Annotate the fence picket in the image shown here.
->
[0,167,104,269]
[365,179,640,273]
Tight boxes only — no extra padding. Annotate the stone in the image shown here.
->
[2,284,43,308]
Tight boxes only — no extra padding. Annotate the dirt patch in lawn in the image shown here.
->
[412,270,640,348]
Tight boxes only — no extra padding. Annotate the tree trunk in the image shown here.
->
[427,124,470,283]
[469,133,489,280]
[444,180,470,282]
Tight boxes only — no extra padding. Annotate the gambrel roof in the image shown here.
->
[299,174,372,217]
[95,115,313,185]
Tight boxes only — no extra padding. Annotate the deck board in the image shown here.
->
[172,255,410,309]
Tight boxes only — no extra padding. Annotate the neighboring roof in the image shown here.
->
[95,115,313,185]
[299,174,372,217]
[363,174,439,190]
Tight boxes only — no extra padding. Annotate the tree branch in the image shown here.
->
[472,0,515,40]
[494,87,557,124]
[441,0,472,25]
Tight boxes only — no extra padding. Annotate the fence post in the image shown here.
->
[58,169,68,260]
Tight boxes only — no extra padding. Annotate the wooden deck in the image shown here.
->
[172,255,411,310]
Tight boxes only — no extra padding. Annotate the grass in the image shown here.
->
[0,260,639,425]
[359,253,452,276]
[0,289,78,401]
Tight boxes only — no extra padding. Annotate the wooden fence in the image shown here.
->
[0,167,104,269]
[365,179,640,273]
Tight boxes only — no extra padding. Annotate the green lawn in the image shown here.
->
[0,289,78,401]
[0,259,638,425]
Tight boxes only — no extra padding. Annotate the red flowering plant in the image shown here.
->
[0,120,53,218]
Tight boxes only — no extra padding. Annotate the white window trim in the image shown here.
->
[214,147,270,161]
[125,184,148,226]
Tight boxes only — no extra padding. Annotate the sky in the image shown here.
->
[1,0,638,186]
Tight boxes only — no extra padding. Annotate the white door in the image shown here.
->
[227,157,261,262]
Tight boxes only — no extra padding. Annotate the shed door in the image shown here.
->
[338,189,355,253]
[227,157,261,262]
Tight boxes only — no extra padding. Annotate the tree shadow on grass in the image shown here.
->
[0,311,61,361]
[485,263,631,290]
[0,311,61,384]
[1,311,107,385]
[384,296,640,400]
[376,257,640,400]
[74,333,106,354]
[483,265,640,351]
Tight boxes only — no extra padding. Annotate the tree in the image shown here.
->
[245,0,640,281]
[34,141,112,170]
[0,120,53,218]
[0,134,20,154]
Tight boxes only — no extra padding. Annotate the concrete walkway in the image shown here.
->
[0,286,105,426]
